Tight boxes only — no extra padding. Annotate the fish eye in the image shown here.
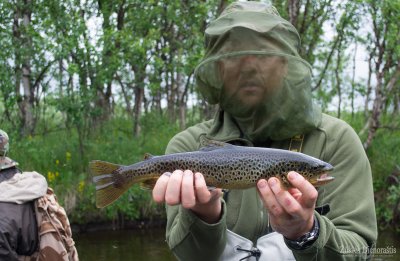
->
[312,164,320,170]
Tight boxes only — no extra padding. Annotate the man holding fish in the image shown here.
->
[152,1,377,260]
[92,1,377,260]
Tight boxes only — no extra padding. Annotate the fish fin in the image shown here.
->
[89,160,130,208]
[140,178,158,190]
[143,153,154,160]
[199,139,235,151]
[90,160,121,176]
[95,182,132,208]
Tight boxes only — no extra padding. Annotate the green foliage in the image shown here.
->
[376,184,400,231]
[366,119,400,187]
[363,113,400,230]
[6,112,179,224]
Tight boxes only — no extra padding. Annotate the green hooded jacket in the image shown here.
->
[164,1,377,260]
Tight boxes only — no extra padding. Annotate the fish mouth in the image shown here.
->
[315,173,335,186]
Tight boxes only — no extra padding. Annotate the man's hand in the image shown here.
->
[152,170,222,224]
[257,171,317,240]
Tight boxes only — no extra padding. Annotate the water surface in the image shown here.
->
[75,228,399,260]
[75,228,176,261]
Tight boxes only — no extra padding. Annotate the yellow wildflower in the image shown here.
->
[55,159,60,166]
[78,180,85,193]
[47,171,55,182]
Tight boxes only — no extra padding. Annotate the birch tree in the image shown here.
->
[362,0,400,149]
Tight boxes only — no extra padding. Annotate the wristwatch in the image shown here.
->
[284,217,320,250]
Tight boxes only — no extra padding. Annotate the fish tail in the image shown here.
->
[90,160,131,208]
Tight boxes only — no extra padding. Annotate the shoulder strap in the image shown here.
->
[289,134,304,152]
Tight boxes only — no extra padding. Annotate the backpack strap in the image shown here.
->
[289,134,304,152]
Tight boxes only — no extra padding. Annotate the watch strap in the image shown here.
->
[284,217,320,250]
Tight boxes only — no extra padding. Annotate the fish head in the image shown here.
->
[293,160,334,187]
[276,157,334,188]
[275,150,335,188]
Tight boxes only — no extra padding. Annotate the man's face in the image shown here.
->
[219,54,287,111]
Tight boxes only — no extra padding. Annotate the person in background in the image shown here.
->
[0,129,78,260]
[152,1,377,261]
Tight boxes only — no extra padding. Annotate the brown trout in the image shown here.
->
[90,143,334,208]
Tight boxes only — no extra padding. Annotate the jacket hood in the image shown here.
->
[0,171,48,203]
[194,1,321,141]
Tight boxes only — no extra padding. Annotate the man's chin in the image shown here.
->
[224,102,262,118]
[238,95,264,108]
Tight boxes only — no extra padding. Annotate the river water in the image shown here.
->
[75,228,399,260]
[74,228,176,261]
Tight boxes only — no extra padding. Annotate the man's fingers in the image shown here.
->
[152,170,222,209]
[258,175,318,239]
[181,170,196,208]
[165,170,184,205]
[152,172,171,203]
[265,177,304,218]
[194,172,212,204]
[257,178,284,217]
[287,171,318,208]
[288,187,302,200]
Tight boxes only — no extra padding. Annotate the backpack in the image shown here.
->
[19,188,79,261]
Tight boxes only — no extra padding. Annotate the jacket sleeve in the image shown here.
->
[0,202,38,260]
[164,128,228,261]
[290,120,378,260]
[166,203,227,261]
